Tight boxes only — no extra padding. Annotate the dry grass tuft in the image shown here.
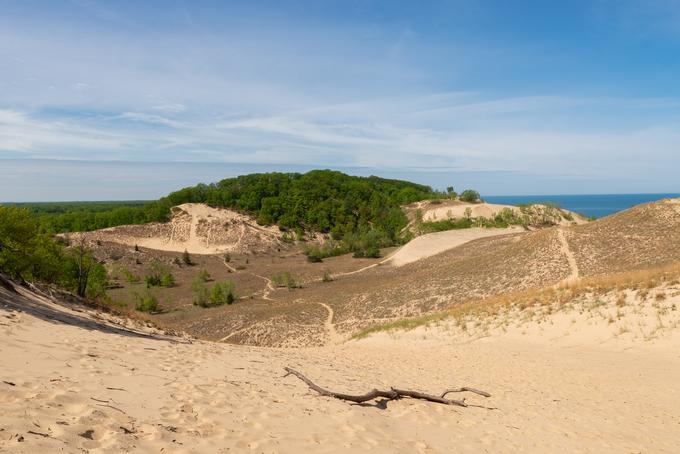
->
[354,261,680,339]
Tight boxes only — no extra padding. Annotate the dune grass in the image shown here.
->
[353,262,680,339]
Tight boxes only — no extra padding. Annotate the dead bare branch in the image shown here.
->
[284,367,490,408]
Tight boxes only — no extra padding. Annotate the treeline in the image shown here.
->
[0,206,107,298]
[15,201,170,233]
[19,170,444,257]
[173,170,435,226]
[162,170,442,256]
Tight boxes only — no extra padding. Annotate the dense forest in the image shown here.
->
[14,170,444,256]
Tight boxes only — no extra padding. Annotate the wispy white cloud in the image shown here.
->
[3,92,680,180]
[119,112,185,128]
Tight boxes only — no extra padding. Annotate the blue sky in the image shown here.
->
[2,0,680,200]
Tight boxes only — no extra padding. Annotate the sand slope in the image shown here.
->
[387,227,524,267]
[82,203,282,255]
[2,282,680,453]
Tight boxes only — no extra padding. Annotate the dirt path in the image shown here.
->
[188,210,200,247]
[557,228,580,282]
[317,302,342,344]
[252,273,276,301]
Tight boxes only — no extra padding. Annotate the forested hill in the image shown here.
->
[20,171,441,241]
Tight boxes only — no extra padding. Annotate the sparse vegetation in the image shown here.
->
[209,280,236,306]
[121,267,141,284]
[272,271,297,290]
[182,249,194,266]
[145,261,175,288]
[195,268,212,283]
[134,291,159,313]
[354,262,680,339]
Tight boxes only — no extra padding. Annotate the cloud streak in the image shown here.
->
[2,1,680,196]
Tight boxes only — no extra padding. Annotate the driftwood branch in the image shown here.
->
[284,367,490,408]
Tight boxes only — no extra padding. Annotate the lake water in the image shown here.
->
[484,193,680,219]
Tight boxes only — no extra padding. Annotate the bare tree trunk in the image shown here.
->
[284,367,490,408]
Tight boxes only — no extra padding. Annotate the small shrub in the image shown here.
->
[304,242,346,261]
[135,291,159,313]
[209,280,236,306]
[160,272,175,287]
[182,249,194,266]
[145,261,175,288]
[192,282,209,307]
[122,267,140,284]
[195,268,212,283]
[272,272,297,290]
[364,246,381,258]
[224,253,231,263]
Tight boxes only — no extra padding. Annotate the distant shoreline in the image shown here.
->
[485,193,680,219]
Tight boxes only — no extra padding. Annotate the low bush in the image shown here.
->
[182,249,194,266]
[135,291,159,313]
[272,271,297,290]
[209,280,236,306]
[195,268,212,283]
[145,261,175,288]
[121,267,140,284]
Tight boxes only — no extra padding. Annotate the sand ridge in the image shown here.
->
[81,203,283,255]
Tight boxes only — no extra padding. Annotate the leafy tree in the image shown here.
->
[0,206,40,280]
[460,189,481,203]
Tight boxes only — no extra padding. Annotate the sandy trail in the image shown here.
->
[557,228,580,283]
[316,302,342,344]
[251,273,276,301]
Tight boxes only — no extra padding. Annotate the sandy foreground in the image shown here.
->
[2,289,680,453]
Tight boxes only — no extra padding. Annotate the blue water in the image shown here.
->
[484,194,680,219]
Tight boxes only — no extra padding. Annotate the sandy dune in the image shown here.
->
[387,227,524,267]
[2,282,680,453]
[421,202,519,222]
[405,199,587,227]
[82,203,283,255]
